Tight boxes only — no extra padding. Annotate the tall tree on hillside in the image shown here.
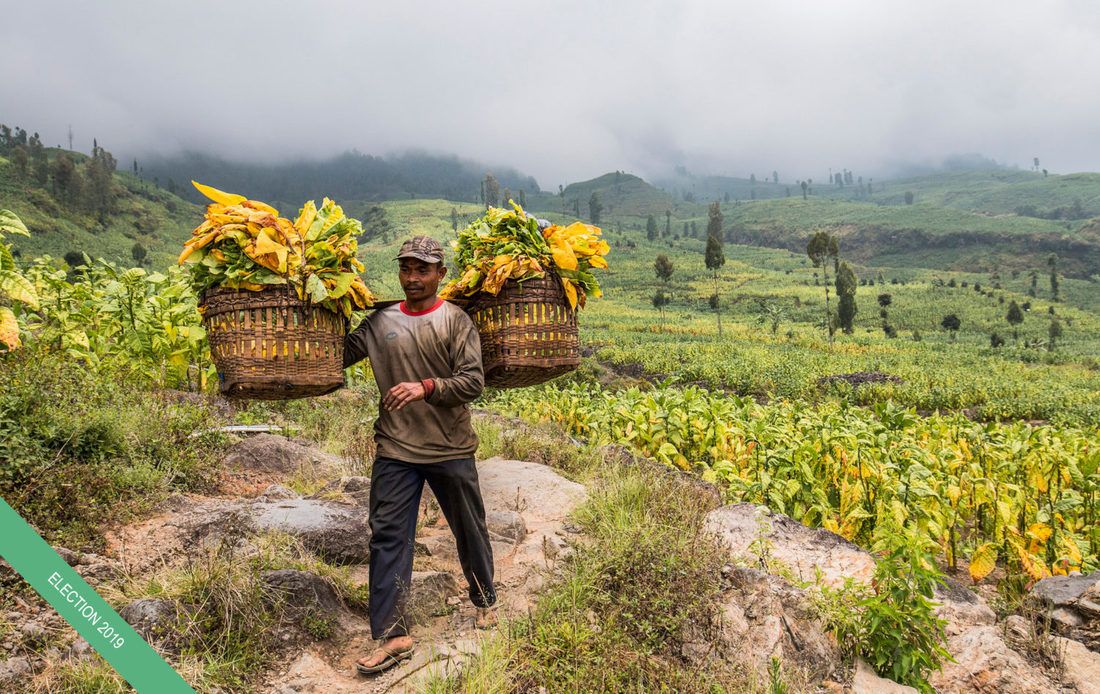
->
[1028,270,1038,297]
[690,221,698,237]
[501,187,513,207]
[941,313,961,341]
[800,180,808,200]
[50,153,77,201]
[665,209,671,238]
[361,205,392,243]
[836,262,858,333]
[588,192,603,224]
[1005,300,1024,341]
[483,173,500,208]
[1048,253,1060,301]
[705,202,725,337]
[772,171,778,184]
[646,215,658,241]
[85,143,117,221]
[131,242,147,265]
[878,293,893,337]
[806,230,839,343]
[450,207,460,232]
[653,254,674,325]
[1048,318,1062,351]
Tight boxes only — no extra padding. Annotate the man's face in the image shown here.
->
[398,258,447,302]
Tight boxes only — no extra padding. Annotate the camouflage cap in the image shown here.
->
[395,235,444,264]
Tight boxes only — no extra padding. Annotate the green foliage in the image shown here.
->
[0,350,223,546]
[820,524,951,692]
[836,261,858,333]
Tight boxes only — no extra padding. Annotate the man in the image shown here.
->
[344,235,496,675]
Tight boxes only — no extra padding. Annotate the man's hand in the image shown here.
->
[383,381,427,411]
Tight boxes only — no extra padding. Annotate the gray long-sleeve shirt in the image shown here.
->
[343,299,484,463]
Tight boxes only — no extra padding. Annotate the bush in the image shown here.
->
[0,349,224,546]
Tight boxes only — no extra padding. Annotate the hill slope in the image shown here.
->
[0,151,199,268]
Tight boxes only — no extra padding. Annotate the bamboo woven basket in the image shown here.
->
[200,285,347,400]
[466,273,580,388]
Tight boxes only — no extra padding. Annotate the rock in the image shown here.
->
[1058,636,1100,694]
[258,484,299,501]
[249,499,371,564]
[67,637,93,662]
[476,458,587,525]
[19,621,46,643]
[405,571,460,624]
[120,598,182,652]
[308,476,372,506]
[851,659,918,693]
[717,567,841,682]
[1029,571,1100,648]
[935,575,996,635]
[260,570,343,618]
[704,503,875,588]
[53,546,81,566]
[929,625,1059,693]
[485,510,526,545]
[1031,572,1100,608]
[0,656,31,685]
[222,434,346,478]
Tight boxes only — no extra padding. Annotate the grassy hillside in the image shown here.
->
[0,150,199,267]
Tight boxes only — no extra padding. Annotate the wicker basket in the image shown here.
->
[467,273,580,388]
[200,285,347,400]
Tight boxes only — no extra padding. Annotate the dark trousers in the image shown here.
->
[368,456,496,640]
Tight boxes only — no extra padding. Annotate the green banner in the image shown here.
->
[0,497,193,693]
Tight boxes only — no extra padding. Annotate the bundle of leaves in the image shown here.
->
[439,201,609,309]
[179,182,374,317]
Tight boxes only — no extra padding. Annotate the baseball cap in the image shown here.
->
[395,235,445,264]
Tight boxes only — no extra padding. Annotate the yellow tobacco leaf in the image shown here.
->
[255,229,289,274]
[242,199,280,217]
[551,244,578,272]
[0,306,20,350]
[588,254,608,269]
[1028,522,1052,543]
[1017,547,1051,581]
[192,180,246,206]
[295,201,318,236]
[1061,535,1083,567]
[968,542,998,582]
[562,278,578,309]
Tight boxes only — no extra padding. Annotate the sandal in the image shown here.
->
[356,645,415,675]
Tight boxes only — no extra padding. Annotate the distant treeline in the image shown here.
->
[138,150,540,206]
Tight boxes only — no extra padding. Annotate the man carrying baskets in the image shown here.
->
[344,235,497,676]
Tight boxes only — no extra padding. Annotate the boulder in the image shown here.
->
[257,484,299,501]
[704,503,875,588]
[404,571,461,624]
[929,625,1059,693]
[1058,636,1100,694]
[851,659,918,694]
[485,510,526,545]
[476,457,587,524]
[308,476,372,507]
[120,598,182,652]
[717,567,841,683]
[222,434,346,478]
[260,569,343,618]
[249,499,371,565]
[1029,571,1100,649]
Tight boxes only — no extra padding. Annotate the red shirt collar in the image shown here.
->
[399,298,445,316]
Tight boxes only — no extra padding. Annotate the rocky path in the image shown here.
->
[103,434,588,693]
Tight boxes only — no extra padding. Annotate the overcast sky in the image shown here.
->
[3,0,1098,187]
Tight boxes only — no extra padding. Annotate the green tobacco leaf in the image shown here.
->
[305,273,328,303]
[0,210,30,238]
[0,270,39,309]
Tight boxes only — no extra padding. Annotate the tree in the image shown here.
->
[646,215,658,241]
[1048,318,1062,351]
[800,180,808,199]
[806,231,839,343]
[1048,253,1059,301]
[941,313,961,341]
[450,207,460,232]
[904,191,914,205]
[131,242,147,265]
[704,202,725,336]
[877,293,892,334]
[664,209,671,238]
[11,146,28,178]
[651,289,671,324]
[85,143,118,220]
[772,171,778,184]
[50,153,77,201]
[835,261,858,333]
[588,192,603,224]
[990,333,1005,348]
[1033,157,1040,171]
[483,173,500,208]
[654,254,674,283]
[1005,300,1024,341]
